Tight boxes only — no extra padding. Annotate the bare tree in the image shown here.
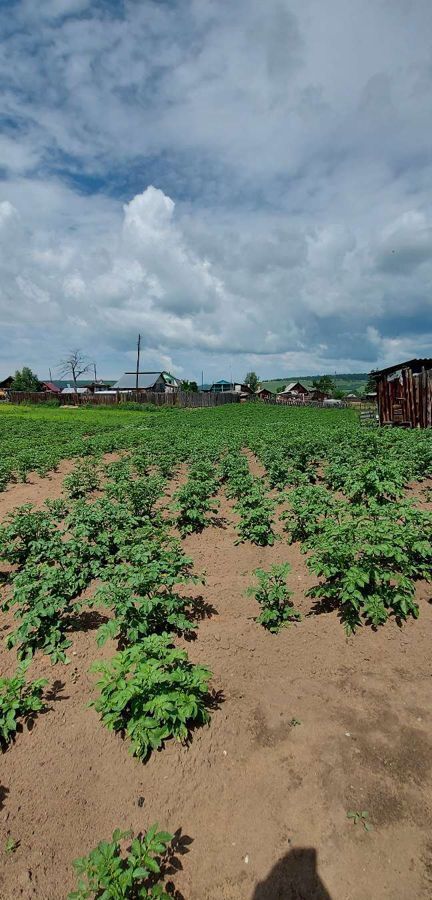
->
[58,349,92,394]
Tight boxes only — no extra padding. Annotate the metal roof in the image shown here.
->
[113,373,158,390]
[373,358,432,378]
[161,371,180,385]
[61,386,90,394]
[113,371,180,390]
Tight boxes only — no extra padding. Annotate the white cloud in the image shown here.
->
[0,0,431,379]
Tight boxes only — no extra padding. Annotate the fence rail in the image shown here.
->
[7,390,240,408]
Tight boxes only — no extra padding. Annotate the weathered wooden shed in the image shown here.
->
[255,387,274,401]
[374,358,432,428]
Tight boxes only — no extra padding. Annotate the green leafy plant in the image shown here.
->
[0,666,47,748]
[69,825,173,899]
[91,634,213,759]
[347,810,373,832]
[247,564,301,632]
[92,584,197,647]
[173,458,219,535]
[5,836,18,854]
[0,504,63,567]
[106,475,165,519]
[4,556,90,663]
[220,451,275,545]
[64,461,100,499]
[280,485,346,545]
[307,504,430,633]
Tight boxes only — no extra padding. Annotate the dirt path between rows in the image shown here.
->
[1,465,432,898]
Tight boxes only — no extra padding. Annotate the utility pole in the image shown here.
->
[49,368,53,382]
[136,334,141,392]
[93,362,97,383]
[201,370,203,389]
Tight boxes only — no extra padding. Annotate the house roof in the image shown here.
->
[0,376,13,388]
[373,358,432,378]
[49,379,115,389]
[61,386,90,394]
[41,381,61,393]
[280,381,308,394]
[113,371,181,390]
[161,371,181,385]
[113,373,158,390]
[215,379,232,385]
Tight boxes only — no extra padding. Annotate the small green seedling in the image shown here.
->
[347,810,373,832]
[290,717,302,727]
[5,837,18,854]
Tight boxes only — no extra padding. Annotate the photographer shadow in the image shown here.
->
[252,847,331,900]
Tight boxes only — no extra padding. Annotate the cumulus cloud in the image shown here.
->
[0,0,431,379]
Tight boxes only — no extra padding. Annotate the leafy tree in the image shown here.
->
[244,371,260,393]
[312,375,336,395]
[58,349,92,394]
[11,367,41,392]
[181,380,199,392]
[365,369,378,393]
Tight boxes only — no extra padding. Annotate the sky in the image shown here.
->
[0,0,431,383]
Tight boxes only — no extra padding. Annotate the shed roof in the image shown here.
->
[113,373,158,390]
[61,386,90,394]
[373,358,432,378]
[51,379,115,389]
[42,381,61,393]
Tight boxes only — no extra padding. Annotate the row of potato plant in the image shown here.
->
[280,483,432,633]
[0,453,215,761]
[219,451,275,545]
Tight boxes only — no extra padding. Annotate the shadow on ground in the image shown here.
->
[252,847,331,900]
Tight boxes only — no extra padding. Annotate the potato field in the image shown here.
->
[0,402,431,899]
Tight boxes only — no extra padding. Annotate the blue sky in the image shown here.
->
[0,0,431,382]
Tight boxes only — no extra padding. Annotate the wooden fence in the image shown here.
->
[7,390,240,408]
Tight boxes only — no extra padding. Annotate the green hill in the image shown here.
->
[260,373,369,394]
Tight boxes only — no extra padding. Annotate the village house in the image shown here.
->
[307,389,330,402]
[40,381,62,394]
[255,387,274,401]
[200,380,253,397]
[277,381,310,403]
[112,371,181,393]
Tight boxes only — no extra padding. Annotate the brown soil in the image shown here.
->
[1,466,432,899]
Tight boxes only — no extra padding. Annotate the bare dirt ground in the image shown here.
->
[1,465,432,899]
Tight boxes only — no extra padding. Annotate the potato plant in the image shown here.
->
[69,825,173,899]
[91,634,213,759]
[63,461,100,499]
[247,563,301,632]
[174,457,220,535]
[0,666,47,748]
[307,504,431,633]
[221,451,275,545]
